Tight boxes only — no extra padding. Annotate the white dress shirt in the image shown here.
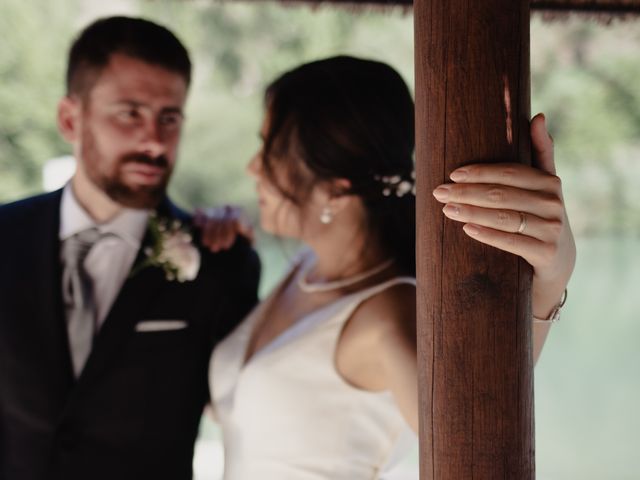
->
[59,185,149,328]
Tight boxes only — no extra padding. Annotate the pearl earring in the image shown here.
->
[320,207,334,224]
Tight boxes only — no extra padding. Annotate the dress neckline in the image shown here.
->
[240,254,415,372]
[240,259,354,369]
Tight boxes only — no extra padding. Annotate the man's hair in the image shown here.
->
[66,16,191,96]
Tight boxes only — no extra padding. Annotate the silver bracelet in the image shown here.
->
[533,288,567,324]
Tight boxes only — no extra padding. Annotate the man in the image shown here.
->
[0,16,260,480]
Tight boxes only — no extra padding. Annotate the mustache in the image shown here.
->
[121,153,169,168]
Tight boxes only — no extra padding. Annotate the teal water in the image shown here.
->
[536,235,640,479]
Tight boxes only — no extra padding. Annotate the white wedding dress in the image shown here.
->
[209,257,417,480]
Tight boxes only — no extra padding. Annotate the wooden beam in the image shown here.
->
[414,0,534,478]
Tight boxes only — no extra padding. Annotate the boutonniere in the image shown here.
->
[131,212,201,282]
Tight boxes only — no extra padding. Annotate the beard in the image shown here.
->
[80,126,173,210]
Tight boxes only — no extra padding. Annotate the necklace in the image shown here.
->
[297,258,395,293]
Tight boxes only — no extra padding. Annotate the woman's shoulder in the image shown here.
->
[336,278,417,388]
[349,278,416,337]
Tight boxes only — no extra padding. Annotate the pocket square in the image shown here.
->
[135,320,188,332]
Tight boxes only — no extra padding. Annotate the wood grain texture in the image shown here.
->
[414,1,534,478]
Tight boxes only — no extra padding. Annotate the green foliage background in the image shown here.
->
[1,1,638,478]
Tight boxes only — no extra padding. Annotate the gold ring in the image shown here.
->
[517,212,527,234]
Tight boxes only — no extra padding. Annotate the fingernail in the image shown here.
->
[463,224,480,236]
[432,186,451,201]
[442,203,461,216]
[449,169,468,182]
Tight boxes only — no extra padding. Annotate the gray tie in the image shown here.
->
[62,228,103,377]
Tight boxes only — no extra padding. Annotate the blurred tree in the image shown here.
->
[0,0,78,200]
[531,18,640,235]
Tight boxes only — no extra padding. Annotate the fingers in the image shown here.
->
[433,182,563,220]
[531,113,556,175]
[200,207,229,252]
[196,205,255,252]
[430,113,575,293]
[193,208,206,227]
[442,204,562,242]
[461,223,555,268]
[448,162,558,191]
[434,176,570,278]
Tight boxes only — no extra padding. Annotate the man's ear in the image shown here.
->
[57,96,81,143]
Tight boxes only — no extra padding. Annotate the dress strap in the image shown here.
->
[328,276,416,328]
[351,276,416,302]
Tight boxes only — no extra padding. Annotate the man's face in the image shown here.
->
[64,53,188,209]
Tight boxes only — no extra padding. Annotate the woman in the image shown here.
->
[199,56,575,479]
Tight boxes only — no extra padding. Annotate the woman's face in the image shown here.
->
[246,114,328,239]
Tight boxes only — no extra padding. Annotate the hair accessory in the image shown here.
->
[297,258,395,293]
[533,288,567,324]
[319,207,334,225]
[374,172,416,198]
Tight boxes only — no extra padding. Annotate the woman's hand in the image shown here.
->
[432,113,576,338]
[194,205,255,253]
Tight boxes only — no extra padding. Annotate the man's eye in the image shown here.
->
[159,113,183,127]
[117,109,141,121]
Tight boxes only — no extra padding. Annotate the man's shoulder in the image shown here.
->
[157,197,191,225]
[159,198,261,280]
[0,190,62,225]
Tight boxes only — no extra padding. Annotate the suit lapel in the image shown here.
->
[30,190,76,390]
[65,200,188,403]
[71,228,163,383]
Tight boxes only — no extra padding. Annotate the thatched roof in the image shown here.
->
[242,0,640,13]
[532,0,640,13]
[533,0,640,22]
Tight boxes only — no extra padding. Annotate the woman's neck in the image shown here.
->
[305,229,389,283]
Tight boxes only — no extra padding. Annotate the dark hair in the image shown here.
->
[66,16,191,96]
[263,56,416,275]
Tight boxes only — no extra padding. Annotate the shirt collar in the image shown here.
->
[59,183,150,249]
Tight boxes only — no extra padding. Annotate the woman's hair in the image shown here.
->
[262,55,416,275]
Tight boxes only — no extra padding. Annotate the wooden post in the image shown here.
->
[414,1,534,479]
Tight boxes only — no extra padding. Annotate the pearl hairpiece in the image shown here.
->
[374,171,416,198]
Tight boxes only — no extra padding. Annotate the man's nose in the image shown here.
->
[140,121,167,158]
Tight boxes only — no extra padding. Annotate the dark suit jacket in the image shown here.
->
[0,190,260,480]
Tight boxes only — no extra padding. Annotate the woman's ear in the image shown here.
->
[57,96,80,143]
[326,178,353,213]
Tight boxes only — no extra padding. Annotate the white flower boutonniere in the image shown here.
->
[131,213,201,282]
